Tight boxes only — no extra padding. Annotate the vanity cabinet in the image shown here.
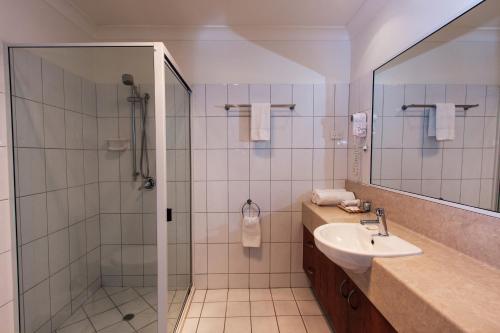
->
[303,226,396,333]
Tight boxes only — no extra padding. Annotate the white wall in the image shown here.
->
[345,0,484,184]
[0,1,92,332]
[97,27,351,84]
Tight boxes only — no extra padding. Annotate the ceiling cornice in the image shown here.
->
[44,0,349,41]
[95,25,350,41]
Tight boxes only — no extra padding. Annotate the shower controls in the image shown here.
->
[143,177,156,190]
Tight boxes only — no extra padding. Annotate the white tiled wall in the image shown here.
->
[96,83,158,287]
[191,83,349,289]
[371,83,500,210]
[11,49,101,332]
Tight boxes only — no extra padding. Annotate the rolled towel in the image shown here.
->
[242,215,261,247]
[311,189,355,206]
[341,199,361,207]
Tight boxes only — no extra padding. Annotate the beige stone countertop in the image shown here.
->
[302,201,500,333]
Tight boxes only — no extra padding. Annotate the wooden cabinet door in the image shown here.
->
[327,262,349,333]
[347,285,396,333]
[303,226,317,290]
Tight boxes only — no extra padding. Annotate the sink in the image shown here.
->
[314,223,422,273]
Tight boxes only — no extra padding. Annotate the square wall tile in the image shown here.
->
[206,84,227,116]
[207,244,228,274]
[13,49,42,102]
[64,71,82,112]
[14,98,44,148]
[17,148,46,196]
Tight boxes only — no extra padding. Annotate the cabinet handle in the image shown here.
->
[305,241,314,249]
[339,279,349,298]
[347,289,359,310]
[306,267,314,276]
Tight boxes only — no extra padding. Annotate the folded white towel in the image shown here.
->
[250,103,271,141]
[242,216,261,247]
[435,103,455,141]
[341,199,361,207]
[311,189,355,206]
[352,112,367,138]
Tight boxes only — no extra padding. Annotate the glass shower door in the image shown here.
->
[164,61,192,332]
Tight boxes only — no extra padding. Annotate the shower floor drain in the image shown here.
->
[123,313,135,321]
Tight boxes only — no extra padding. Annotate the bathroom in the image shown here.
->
[0,0,498,332]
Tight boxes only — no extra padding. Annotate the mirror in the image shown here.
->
[371,0,500,212]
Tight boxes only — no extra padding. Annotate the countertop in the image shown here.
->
[302,201,500,333]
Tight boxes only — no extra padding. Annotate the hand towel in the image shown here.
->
[435,103,455,141]
[250,103,271,141]
[427,108,436,137]
[311,189,356,206]
[352,112,367,138]
[340,199,361,207]
[242,216,261,247]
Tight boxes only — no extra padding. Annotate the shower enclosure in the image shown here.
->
[5,43,191,333]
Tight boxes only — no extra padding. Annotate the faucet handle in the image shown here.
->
[375,208,385,216]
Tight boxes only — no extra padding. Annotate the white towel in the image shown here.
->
[352,112,367,138]
[340,199,361,207]
[435,103,455,140]
[427,109,436,137]
[242,216,261,247]
[311,189,355,206]
[250,103,271,141]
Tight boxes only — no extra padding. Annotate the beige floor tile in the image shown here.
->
[99,321,135,333]
[197,318,225,333]
[250,300,275,316]
[187,302,203,318]
[296,300,322,315]
[130,308,157,330]
[226,301,250,317]
[227,289,249,301]
[251,316,279,333]
[301,316,332,333]
[205,289,228,302]
[181,318,199,333]
[277,316,307,333]
[192,290,207,303]
[271,288,295,300]
[138,321,158,333]
[89,308,122,331]
[249,288,272,301]
[224,317,251,333]
[273,300,300,315]
[292,288,315,301]
[201,302,227,317]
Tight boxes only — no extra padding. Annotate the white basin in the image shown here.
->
[314,223,422,273]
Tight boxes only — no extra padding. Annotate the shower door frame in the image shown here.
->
[2,42,190,333]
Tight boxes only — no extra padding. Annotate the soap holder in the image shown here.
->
[106,138,130,152]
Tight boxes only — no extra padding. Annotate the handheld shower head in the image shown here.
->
[122,73,135,86]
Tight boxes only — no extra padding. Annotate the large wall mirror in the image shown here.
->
[371,0,500,212]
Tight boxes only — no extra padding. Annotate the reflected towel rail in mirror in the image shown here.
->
[401,104,478,111]
[225,103,296,111]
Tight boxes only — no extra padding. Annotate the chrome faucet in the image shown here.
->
[360,208,389,236]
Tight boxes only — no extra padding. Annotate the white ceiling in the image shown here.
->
[67,0,365,27]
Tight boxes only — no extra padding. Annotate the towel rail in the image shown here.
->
[401,104,478,111]
[225,103,295,111]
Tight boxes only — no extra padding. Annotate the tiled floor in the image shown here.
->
[56,287,158,333]
[181,288,333,333]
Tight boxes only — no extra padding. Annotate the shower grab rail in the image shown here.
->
[225,103,295,111]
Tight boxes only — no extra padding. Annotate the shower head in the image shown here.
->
[122,73,135,86]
